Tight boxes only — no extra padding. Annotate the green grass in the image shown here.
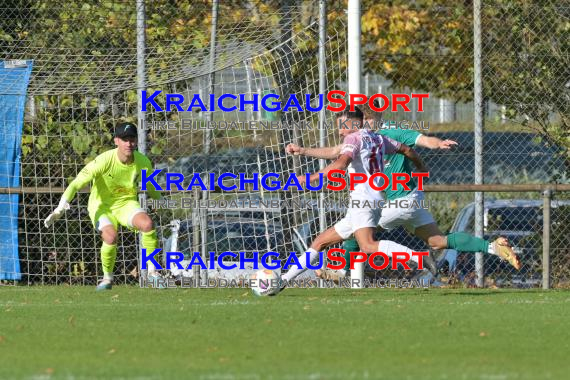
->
[1,287,569,380]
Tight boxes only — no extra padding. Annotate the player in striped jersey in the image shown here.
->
[44,122,162,291]
[290,101,521,282]
[274,106,431,293]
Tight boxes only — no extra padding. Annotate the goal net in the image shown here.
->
[0,1,349,285]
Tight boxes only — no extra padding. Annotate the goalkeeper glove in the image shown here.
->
[44,198,70,228]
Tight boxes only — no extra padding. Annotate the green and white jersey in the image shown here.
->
[376,128,422,200]
[62,149,161,215]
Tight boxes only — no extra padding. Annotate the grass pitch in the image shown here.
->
[1,287,568,380]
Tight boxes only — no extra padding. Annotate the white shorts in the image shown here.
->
[334,202,381,240]
[379,190,435,232]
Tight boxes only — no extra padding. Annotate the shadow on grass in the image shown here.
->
[438,289,548,296]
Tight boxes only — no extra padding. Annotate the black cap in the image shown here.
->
[114,122,138,139]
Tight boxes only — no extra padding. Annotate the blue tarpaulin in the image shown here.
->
[0,60,33,280]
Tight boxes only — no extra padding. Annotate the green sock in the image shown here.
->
[341,238,361,272]
[447,232,489,254]
[141,230,159,272]
[101,242,117,275]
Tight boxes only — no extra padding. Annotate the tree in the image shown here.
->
[361,0,473,100]
[360,0,569,173]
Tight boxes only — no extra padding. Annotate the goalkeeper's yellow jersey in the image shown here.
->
[62,149,161,214]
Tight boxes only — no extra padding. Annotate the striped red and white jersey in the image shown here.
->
[340,129,401,201]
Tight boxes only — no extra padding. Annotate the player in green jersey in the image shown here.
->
[287,101,520,280]
[44,122,162,291]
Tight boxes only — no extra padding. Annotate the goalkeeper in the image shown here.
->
[287,101,520,280]
[44,122,162,291]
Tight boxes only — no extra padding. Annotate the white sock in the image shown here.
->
[378,240,417,263]
[103,272,113,282]
[282,248,321,281]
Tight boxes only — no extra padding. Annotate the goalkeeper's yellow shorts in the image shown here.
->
[90,200,145,232]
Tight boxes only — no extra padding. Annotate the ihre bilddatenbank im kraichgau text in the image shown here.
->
[141,170,432,209]
[140,90,431,130]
